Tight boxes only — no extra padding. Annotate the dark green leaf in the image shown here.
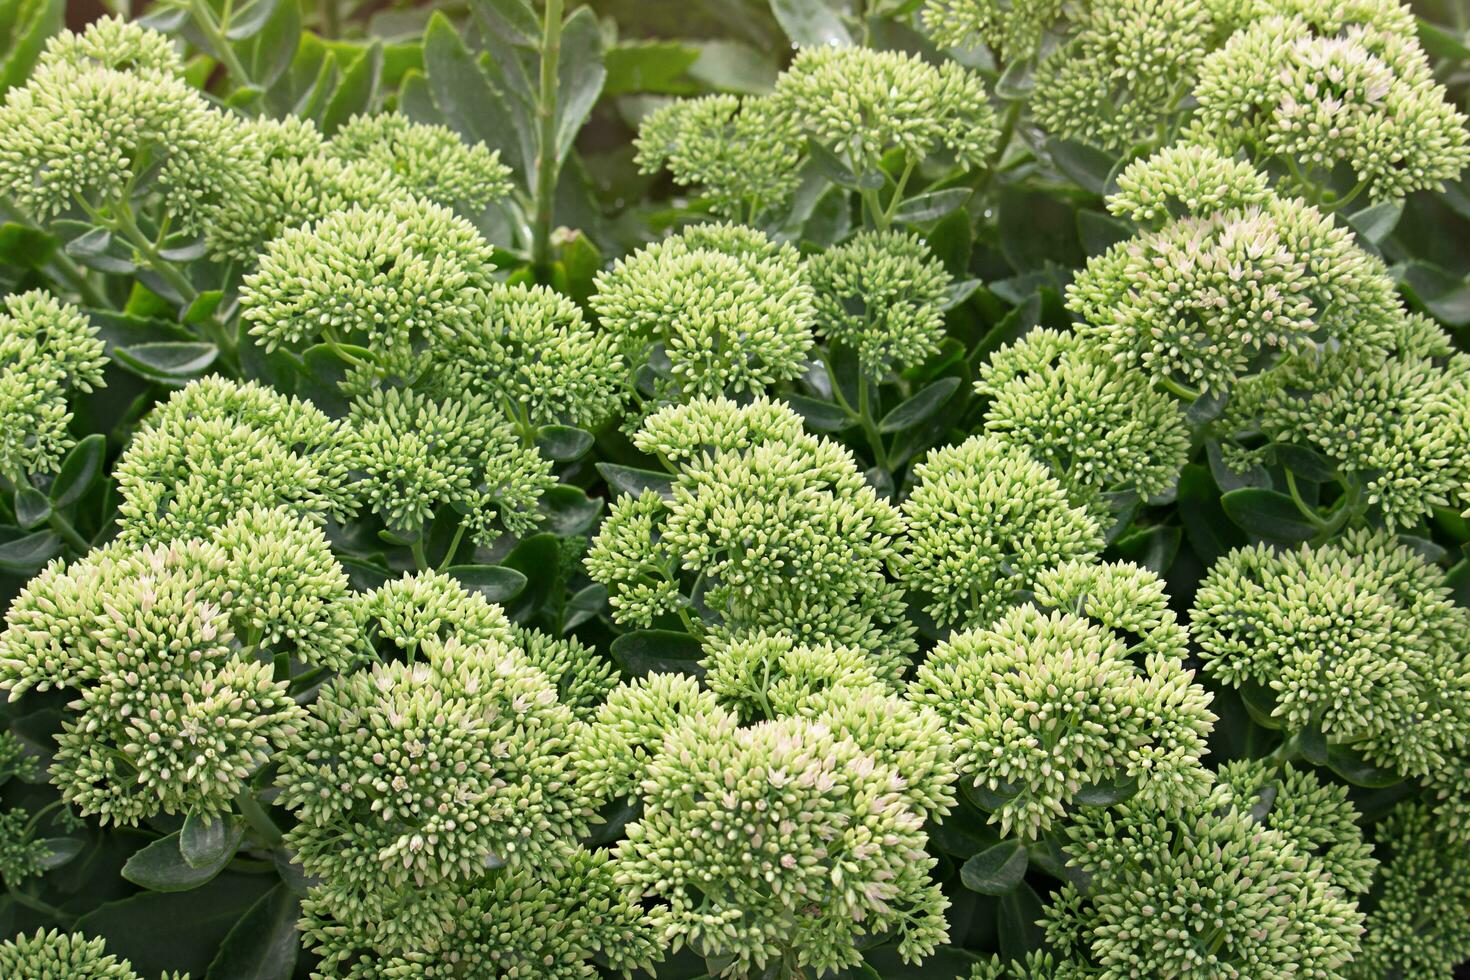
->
[13,486,49,530]
[0,222,55,266]
[35,837,84,870]
[500,532,561,619]
[610,629,705,677]
[994,57,1034,100]
[469,0,540,47]
[785,394,853,432]
[180,813,241,870]
[770,0,852,46]
[1047,138,1116,195]
[320,41,382,134]
[49,432,109,510]
[113,342,219,385]
[687,40,778,94]
[183,291,224,326]
[997,883,1045,962]
[1346,199,1402,244]
[66,227,136,275]
[891,188,970,224]
[805,138,858,188]
[553,9,606,165]
[1325,743,1404,788]
[423,12,523,176]
[77,873,275,977]
[444,564,528,603]
[1073,774,1140,806]
[0,529,61,572]
[959,840,1028,895]
[539,485,603,537]
[1110,524,1181,575]
[0,0,63,93]
[205,883,299,980]
[223,0,277,39]
[563,583,607,631]
[1220,488,1319,543]
[878,377,961,433]
[241,0,299,90]
[1239,681,1284,730]
[604,40,700,96]
[1274,443,1337,482]
[1077,209,1134,254]
[536,425,595,461]
[122,826,242,892]
[1176,464,1241,566]
[597,463,675,501]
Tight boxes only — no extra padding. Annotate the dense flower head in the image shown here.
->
[113,377,357,541]
[616,706,951,974]
[634,94,804,221]
[206,120,399,263]
[1046,784,1365,977]
[513,626,617,721]
[347,386,553,547]
[316,849,658,979]
[898,433,1103,630]
[977,328,1190,515]
[1190,14,1470,201]
[1353,802,1470,978]
[910,603,1214,838]
[922,0,1065,62]
[23,539,305,824]
[356,568,514,660]
[772,46,998,172]
[1032,558,1191,659]
[428,282,625,429]
[0,290,106,482]
[1032,0,1213,153]
[326,112,513,212]
[1217,760,1376,894]
[0,21,249,230]
[807,230,953,378]
[241,198,495,377]
[1069,190,1403,396]
[1238,336,1470,530]
[279,635,591,963]
[700,629,897,721]
[1107,142,1273,226]
[590,224,814,407]
[1,508,356,698]
[0,930,178,980]
[1191,531,1470,789]
[586,398,913,656]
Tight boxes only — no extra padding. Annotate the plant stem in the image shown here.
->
[48,511,91,554]
[320,0,341,38]
[855,373,889,470]
[530,0,566,275]
[190,0,254,89]
[235,790,284,849]
[410,536,429,571]
[7,887,69,922]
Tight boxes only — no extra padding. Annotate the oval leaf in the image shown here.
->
[784,394,854,433]
[878,377,961,433]
[205,882,300,980]
[444,564,528,604]
[536,425,595,461]
[50,433,106,507]
[122,827,242,892]
[13,486,50,530]
[181,813,241,870]
[891,188,970,224]
[0,530,62,573]
[1220,488,1319,543]
[597,463,675,501]
[960,840,1028,896]
[610,629,705,678]
[113,342,219,385]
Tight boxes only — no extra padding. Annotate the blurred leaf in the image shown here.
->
[1047,138,1115,195]
[769,0,852,46]
[444,564,529,603]
[0,222,54,267]
[320,41,382,134]
[205,884,299,980]
[892,188,970,224]
[0,0,62,92]
[959,840,1028,896]
[1346,199,1402,245]
[554,9,607,165]
[605,40,700,96]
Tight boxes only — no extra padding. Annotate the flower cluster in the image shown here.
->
[0,929,182,980]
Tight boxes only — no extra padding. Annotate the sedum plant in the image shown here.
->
[0,0,1468,975]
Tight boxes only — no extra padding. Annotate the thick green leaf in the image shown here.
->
[1220,488,1319,543]
[536,425,595,461]
[770,0,852,46]
[539,484,603,537]
[785,394,854,432]
[878,377,961,433]
[36,837,84,871]
[444,564,529,603]
[66,227,136,275]
[77,873,274,977]
[959,840,1028,896]
[553,8,606,166]
[891,188,970,224]
[180,813,241,870]
[13,486,50,530]
[563,583,607,631]
[1073,774,1140,806]
[1346,199,1402,245]
[597,463,675,501]
[423,12,523,175]
[320,41,382,134]
[241,0,300,90]
[0,0,62,92]
[610,629,704,677]
[0,222,55,266]
[182,291,224,326]
[122,826,242,892]
[1325,743,1405,788]
[805,138,858,188]
[113,342,220,385]
[1047,138,1116,195]
[205,883,300,980]
[1176,464,1242,566]
[604,40,700,96]
[470,0,540,46]
[0,529,61,572]
[997,883,1046,962]
[1111,524,1181,575]
[501,532,562,619]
